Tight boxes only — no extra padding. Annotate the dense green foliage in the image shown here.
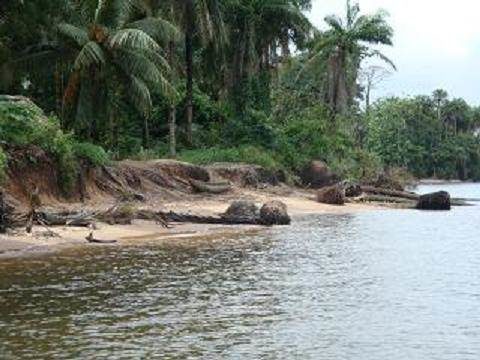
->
[0,99,108,191]
[1,0,480,184]
[367,96,480,180]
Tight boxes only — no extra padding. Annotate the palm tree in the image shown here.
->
[303,0,395,114]
[183,0,226,146]
[128,0,182,157]
[58,0,174,147]
[432,89,448,126]
[225,0,311,112]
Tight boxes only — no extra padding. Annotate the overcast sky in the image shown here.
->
[308,0,480,104]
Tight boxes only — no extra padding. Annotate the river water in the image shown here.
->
[1,184,479,359]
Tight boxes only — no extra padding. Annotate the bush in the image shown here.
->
[73,142,109,166]
[329,149,383,182]
[0,98,109,193]
[178,145,282,170]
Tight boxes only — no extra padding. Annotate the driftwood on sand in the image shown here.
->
[85,232,117,244]
[189,179,232,194]
[357,194,416,205]
[360,186,419,200]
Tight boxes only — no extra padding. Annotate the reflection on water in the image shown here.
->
[1,185,480,359]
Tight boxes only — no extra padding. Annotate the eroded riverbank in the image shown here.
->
[0,187,383,259]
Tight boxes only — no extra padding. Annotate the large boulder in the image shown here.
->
[259,201,291,225]
[343,181,362,198]
[316,184,345,205]
[222,201,259,223]
[300,161,339,189]
[0,190,19,233]
[416,191,451,210]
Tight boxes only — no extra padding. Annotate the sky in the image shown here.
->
[308,0,480,104]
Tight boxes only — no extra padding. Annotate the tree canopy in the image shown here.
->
[1,0,480,183]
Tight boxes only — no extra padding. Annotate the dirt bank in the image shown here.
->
[0,150,382,259]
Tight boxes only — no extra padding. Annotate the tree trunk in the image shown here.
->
[280,29,290,60]
[336,50,348,114]
[168,39,177,158]
[109,109,115,150]
[232,22,247,112]
[142,117,150,149]
[54,62,64,126]
[365,81,371,112]
[169,104,176,158]
[185,0,194,146]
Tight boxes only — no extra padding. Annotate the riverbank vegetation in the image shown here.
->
[2,0,480,186]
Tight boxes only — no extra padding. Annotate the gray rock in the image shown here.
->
[317,184,345,205]
[343,181,362,197]
[259,201,291,225]
[416,191,451,210]
[222,201,259,223]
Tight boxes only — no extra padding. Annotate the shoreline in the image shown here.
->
[417,179,476,185]
[0,188,384,260]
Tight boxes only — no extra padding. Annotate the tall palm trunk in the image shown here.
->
[365,80,372,112]
[280,29,290,60]
[336,51,348,114]
[142,117,150,149]
[185,0,194,146]
[168,39,177,158]
[232,21,247,112]
[327,48,348,115]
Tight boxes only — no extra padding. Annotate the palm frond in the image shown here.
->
[353,11,393,45]
[108,29,160,52]
[57,23,89,47]
[129,75,152,117]
[324,15,344,32]
[74,41,106,70]
[114,49,176,99]
[114,0,148,26]
[346,0,360,28]
[127,17,181,44]
[196,0,228,47]
[296,47,330,81]
[362,48,396,70]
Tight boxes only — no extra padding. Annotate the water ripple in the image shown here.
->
[1,184,480,359]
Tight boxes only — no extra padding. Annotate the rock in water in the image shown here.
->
[316,184,345,205]
[222,201,259,223]
[300,161,339,189]
[260,201,291,225]
[416,191,451,210]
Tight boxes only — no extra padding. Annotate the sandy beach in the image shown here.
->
[0,187,383,259]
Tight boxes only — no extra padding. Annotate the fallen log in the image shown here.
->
[164,211,257,225]
[356,194,416,205]
[190,179,232,194]
[360,186,419,200]
[86,232,117,244]
[38,211,94,227]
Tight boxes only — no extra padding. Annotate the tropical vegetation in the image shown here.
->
[2,0,480,185]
